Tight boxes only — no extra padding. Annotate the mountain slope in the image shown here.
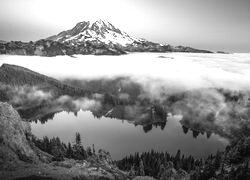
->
[0,20,213,56]
[0,39,125,56]
[0,102,40,167]
[47,19,173,52]
[47,19,212,53]
[0,63,86,96]
[47,19,141,46]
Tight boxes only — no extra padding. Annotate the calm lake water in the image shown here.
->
[31,110,229,160]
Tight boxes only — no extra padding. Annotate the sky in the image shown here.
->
[0,0,249,52]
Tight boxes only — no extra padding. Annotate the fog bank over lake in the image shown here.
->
[1,53,250,91]
[0,53,246,160]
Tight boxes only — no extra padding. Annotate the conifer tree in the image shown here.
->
[92,144,96,155]
[129,165,136,176]
[139,159,145,176]
[66,142,73,158]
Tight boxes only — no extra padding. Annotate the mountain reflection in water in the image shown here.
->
[31,109,228,160]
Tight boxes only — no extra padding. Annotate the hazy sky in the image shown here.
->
[0,0,249,52]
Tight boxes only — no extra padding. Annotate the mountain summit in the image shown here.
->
[0,19,212,56]
[47,19,141,47]
[46,19,174,52]
[47,19,212,53]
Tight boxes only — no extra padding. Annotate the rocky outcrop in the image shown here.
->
[0,102,39,169]
[157,162,190,180]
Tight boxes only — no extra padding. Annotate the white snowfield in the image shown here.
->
[64,27,136,46]
[1,53,250,91]
[54,19,142,46]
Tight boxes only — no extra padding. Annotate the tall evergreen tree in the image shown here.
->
[66,142,73,158]
[92,144,96,155]
[175,149,181,170]
[139,159,145,176]
[73,132,86,160]
[75,132,81,145]
[129,165,136,176]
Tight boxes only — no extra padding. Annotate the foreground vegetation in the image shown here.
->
[32,133,98,162]
[117,137,250,180]
[31,132,250,180]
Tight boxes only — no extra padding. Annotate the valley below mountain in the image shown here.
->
[0,54,249,179]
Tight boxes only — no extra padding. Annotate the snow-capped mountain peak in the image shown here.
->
[47,19,141,46]
[45,19,212,54]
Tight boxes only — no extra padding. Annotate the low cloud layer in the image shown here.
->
[57,95,101,111]
[0,85,52,105]
[0,85,101,113]
[1,53,250,91]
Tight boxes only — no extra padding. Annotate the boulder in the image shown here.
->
[0,102,39,169]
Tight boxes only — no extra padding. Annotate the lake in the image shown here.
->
[31,110,229,160]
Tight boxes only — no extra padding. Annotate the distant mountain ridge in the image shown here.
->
[0,19,212,56]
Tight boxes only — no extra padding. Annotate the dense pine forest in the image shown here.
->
[31,132,250,180]
[117,137,250,180]
[32,133,99,161]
